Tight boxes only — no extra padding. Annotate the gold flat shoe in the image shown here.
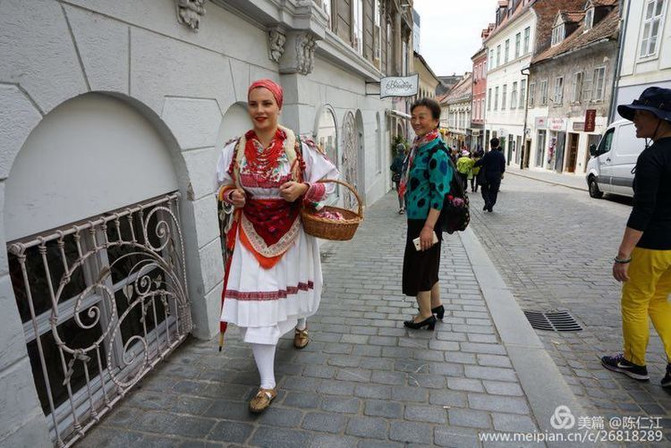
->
[293,327,309,349]
[249,388,277,413]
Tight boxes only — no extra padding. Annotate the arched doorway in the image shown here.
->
[218,102,252,144]
[341,111,360,209]
[315,105,339,169]
[4,93,191,447]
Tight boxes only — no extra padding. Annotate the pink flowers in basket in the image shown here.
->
[313,209,344,221]
[447,195,465,207]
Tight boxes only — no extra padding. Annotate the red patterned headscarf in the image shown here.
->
[248,79,283,109]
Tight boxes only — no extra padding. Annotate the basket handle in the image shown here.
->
[315,179,364,219]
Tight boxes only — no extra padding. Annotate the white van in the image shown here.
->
[585,119,642,198]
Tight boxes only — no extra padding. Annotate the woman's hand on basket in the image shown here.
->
[230,189,246,208]
[279,181,309,202]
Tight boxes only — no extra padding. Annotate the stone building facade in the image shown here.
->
[528,0,619,173]
[484,0,537,165]
[0,0,413,445]
[613,0,671,116]
[442,73,474,150]
[471,25,493,152]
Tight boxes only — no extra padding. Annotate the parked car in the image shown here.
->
[585,119,642,198]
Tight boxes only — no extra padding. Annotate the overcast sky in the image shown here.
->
[413,0,498,76]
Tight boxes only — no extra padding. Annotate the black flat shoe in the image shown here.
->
[403,315,436,330]
[431,305,445,320]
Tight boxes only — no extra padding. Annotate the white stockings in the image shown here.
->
[251,343,277,390]
[296,318,307,331]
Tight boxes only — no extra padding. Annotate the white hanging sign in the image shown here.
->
[380,74,419,98]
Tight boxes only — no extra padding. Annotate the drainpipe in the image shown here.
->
[608,0,630,123]
[520,65,531,170]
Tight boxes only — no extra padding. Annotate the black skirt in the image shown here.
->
[402,219,442,296]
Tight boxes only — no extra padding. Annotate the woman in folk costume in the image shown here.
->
[216,79,339,413]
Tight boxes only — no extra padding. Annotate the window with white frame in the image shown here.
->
[495,86,499,110]
[496,45,501,66]
[323,0,332,29]
[373,0,382,67]
[540,80,548,105]
[529,82,535,107]
[505,39,510,63]
[488,88,492,110]
[551,24,565,46]
[490,49,495,68]
[640,0,666,57]
[523,26,531,53]
[572,72,583,102]
[502,85,507,110]
[584,7,594,30]
[591,66,606,101]
[386,20,393,73]
[511,82,518,109]
[515,32,521,58]
[520,79,526,108]
[553,76,564,104]
[352,0,364,54]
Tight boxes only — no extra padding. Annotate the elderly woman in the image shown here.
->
[399,98,453,330]
[601,87,671,389]
[216,79,339,412]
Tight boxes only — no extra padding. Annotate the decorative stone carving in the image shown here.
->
[278,31,320,76]
[177,0,206,31]
[296,32,317,75]
[268,30,286,63]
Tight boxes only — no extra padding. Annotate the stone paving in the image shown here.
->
[467,169,671,447]
[78,192,544,448]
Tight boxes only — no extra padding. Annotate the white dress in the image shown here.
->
[215,137,339,345]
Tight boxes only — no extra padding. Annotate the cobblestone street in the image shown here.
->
[468,168,671,445]
[77,191,556,448]
[74,173,671,448]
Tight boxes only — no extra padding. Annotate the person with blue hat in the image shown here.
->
[601,87,671,389]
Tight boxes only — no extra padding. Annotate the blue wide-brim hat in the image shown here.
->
[618,86,671,122]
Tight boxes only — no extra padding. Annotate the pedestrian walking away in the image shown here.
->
[471,148,483,192]
[399,98,453,331]
[390,143,408,214]
[474,137,506,212]
[456,149,474,192]
[601,86,671,388]
[215,79,340,413]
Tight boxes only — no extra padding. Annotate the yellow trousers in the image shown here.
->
[621,247,671,366]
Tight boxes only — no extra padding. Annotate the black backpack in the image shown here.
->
[431,143,470,234]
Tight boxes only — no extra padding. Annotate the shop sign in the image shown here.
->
[549,118,567,131]
[573,122,585,131]
[380,74,419,98]
[534,117,547,129]
[584,109,596,132]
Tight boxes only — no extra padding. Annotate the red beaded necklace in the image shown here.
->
[244,129,286,177]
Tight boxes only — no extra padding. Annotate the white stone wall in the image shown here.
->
[0,0,391,444]
[484,10,536,162]
[618,0,671,89]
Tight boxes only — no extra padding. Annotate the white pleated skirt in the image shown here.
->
[220,227,322,345]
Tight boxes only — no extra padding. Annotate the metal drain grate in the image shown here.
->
[523,310,583,332]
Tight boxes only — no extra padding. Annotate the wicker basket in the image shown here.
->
[301,179,363,241]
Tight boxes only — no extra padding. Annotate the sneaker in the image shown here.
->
[601,354,649,381]
[662,363,671,388]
